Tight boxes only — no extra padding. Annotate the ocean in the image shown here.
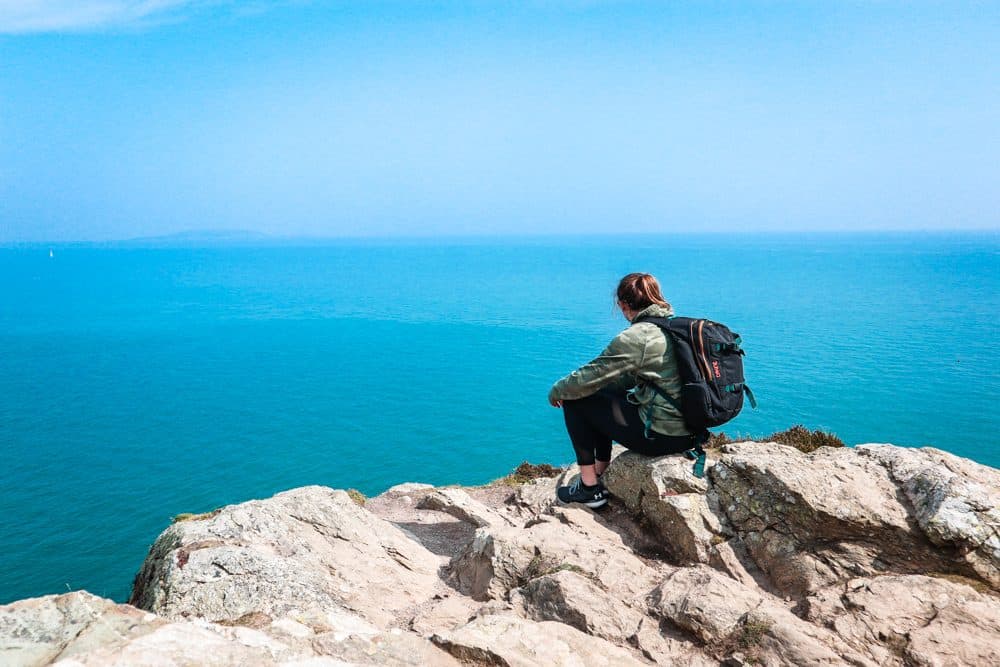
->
[1,233,997,605]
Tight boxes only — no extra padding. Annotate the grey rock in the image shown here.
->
[649,566,873,666]
[804,574,1000,666]
[711,442,987,596]
[416,487,515,527]
[0,592,317,667]
[7,442,999,667]
[431,613,648,666]
[448,506,666,603]
[510,569,644,642]
[858,444,1000,589]
[129,486,441,628]
[603,451,726,564]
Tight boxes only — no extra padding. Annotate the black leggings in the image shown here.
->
[563,389,701,466]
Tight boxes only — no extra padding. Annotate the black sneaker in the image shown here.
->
[556,479,608,508]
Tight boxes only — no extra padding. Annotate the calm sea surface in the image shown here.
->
[1,233,998,604]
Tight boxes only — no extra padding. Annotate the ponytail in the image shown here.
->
[616,273,669,311]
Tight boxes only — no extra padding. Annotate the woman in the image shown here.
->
[548,273,704,508]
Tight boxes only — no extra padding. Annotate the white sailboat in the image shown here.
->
[49,248,54,258]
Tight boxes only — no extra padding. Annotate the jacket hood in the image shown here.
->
[631,303,674,322]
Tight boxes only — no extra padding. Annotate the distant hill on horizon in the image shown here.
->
[122,229,273,245]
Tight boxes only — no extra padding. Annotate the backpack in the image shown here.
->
[635,316,757,433]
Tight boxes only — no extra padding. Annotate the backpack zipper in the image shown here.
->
[693,320,713,381]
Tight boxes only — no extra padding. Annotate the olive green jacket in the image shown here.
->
[548,303,689,437]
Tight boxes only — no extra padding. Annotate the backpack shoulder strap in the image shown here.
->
[632,315,682,406]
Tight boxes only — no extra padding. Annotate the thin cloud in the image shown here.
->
[0,1,205,33]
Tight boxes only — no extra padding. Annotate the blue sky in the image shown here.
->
[1,1,998,241]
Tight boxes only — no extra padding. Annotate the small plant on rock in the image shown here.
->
[520,553,561,584]
[715,613,774,663]
[171,509,221,524]
[708,425,844,453]
[346,489,366,506]
[496,461,563,486]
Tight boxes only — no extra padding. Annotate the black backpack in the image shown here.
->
[635,316,757,433]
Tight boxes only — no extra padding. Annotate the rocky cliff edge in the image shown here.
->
[2,441,999,666]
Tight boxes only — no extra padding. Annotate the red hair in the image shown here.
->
[616,273,669,311]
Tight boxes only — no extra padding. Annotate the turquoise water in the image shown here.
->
[1,233,998,604]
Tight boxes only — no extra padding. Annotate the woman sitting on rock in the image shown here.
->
[549,273,704,508]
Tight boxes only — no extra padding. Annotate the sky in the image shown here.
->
[0,1,998,242]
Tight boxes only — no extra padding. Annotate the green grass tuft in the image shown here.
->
[714,613,774,662]
[708,424,845,453]
[346,488,366,506]
[736,614,773,650]
[494,461,563,487]
[171,509,221,524]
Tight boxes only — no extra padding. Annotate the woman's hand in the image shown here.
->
[549,396,563,408]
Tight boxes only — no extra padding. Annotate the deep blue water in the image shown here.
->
[1,233,998,604]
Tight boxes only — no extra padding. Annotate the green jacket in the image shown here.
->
[548,304,690,437]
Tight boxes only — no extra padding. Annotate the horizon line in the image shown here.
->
[3,227,999,248]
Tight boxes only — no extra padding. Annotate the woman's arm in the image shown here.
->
[548,326,647,403]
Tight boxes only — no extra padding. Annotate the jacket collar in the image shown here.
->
[631,303,675,323]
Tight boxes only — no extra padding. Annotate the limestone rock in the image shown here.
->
[129,486,441,627]
[649,566,871,666]
[417,487,515,527]
[0,591,464,667]
[0,592,165,666]
[0,592,313,667]
[447,525,537,601]
[510,569,644,642]
[8,442,999,667]
[382,483,435,495]
[448,506,666,603]
[649,565,763,642]
[711,442,983,596]
[602,451,724,564]
[804,574,1000,666]
[511,475,562,516]
[431,613,648,666]
[603,451,708,508]
[408,595,478,636]
[858,444,1000,589]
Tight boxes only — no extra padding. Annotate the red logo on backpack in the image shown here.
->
[712,360,721,379]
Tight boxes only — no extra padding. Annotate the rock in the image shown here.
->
[858,444,1000,589]
[0,592,316,667]
[0,592,165,666]
[804,574,1000,666]
[448,506,666,603]
[431,613,648,666]
[0,590,465,667]
[511,475,562,516]
[383,483,435,495]
[649,566,763,642]
[48,621,310,666]
[408,595,478,636]
[707,538,770,591]
[603,451,708,508]
[649,566,872,666]
[602,451,725,564]
[307,628,464,666]
[417,487,515,527]
[7,442,999,666]
[711,442,984,596]
[129,486,441,627]
[447,525,537,601]
[510,569,644,642]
